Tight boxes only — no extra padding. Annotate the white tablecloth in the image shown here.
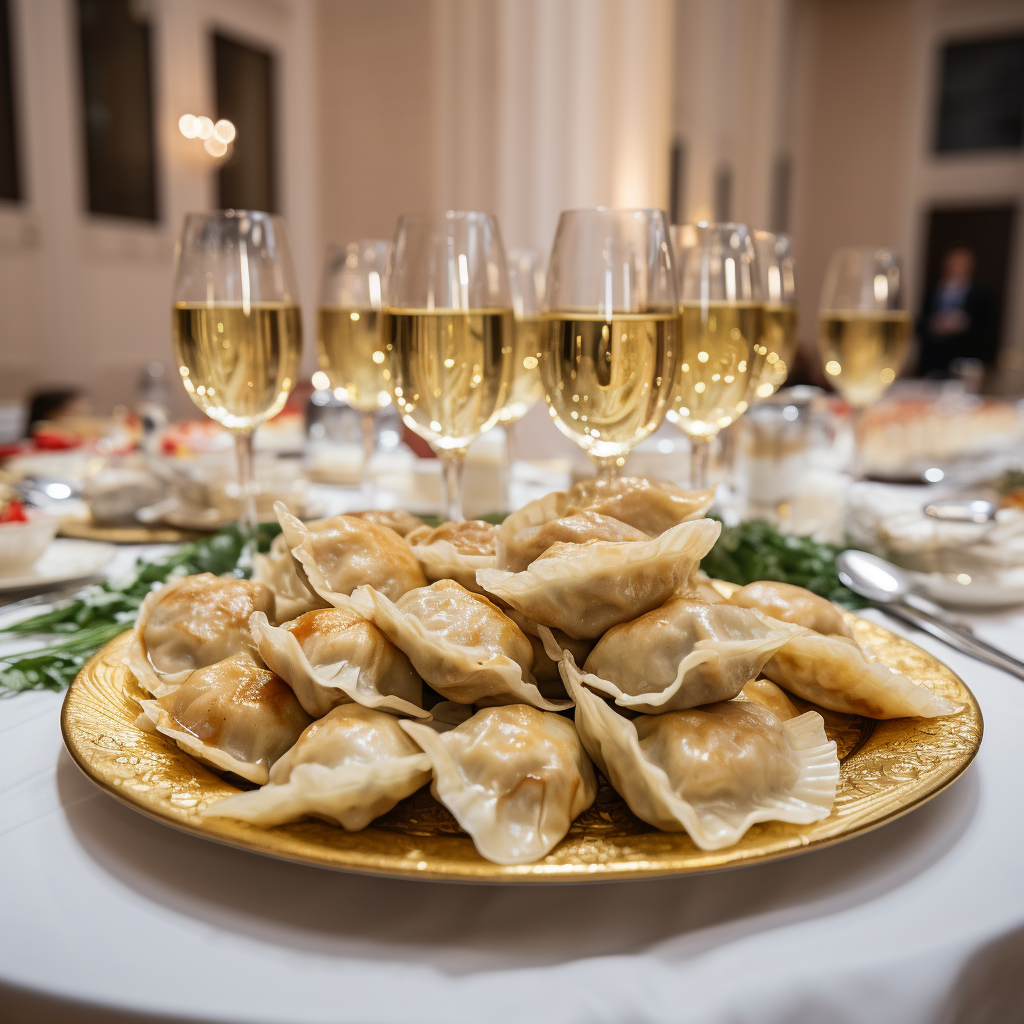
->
[2,547,1024,1023]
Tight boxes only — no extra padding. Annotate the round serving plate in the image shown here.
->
[61,616,982,883]
[59,513,205,545]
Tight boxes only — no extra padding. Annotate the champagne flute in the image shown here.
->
[752,230,798,399]
[667,222,763,488]
[172,210,302,563]
[384,211,514,521]
[540,208,678,478]
[317,240,391,503]
[501,248,546,496]
[817,246,910,477]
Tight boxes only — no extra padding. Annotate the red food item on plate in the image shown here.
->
[0,499,29,523]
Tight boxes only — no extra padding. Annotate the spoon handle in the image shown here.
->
[884,603,1024,682]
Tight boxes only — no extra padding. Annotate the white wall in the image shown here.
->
[0,0,319,415]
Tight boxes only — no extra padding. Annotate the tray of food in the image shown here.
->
[60,478,981,882]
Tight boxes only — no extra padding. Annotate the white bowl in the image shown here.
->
[0,510,59,576]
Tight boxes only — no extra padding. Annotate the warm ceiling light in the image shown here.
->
[214,119,236,144]
[196,116,215,140]
[178,113,199,138]
[204,136,228,157]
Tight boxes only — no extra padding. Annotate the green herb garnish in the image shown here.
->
[701,517,867,609]
[0,522,281,694]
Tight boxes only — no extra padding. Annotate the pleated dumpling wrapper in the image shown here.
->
[347,508,425,538]
[544,598,802,713]
[351,580,570,711]
[128,573,275,698]
[562,476,716,536]
[275,502,427,608]
[249,607,428,719]
[136,654,313,784]
[496,492,650,573]
[564,670,839,850]
[477,517,721,640]
[725,580,854,639]
[406,519,499,593]
[401,705,597,865]
[202,704,431,829]
[252,530,329,624]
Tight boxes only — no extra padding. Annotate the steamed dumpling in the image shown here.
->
[136,654,312,784]
[763,630,961,719]
[406,520,498,593]
[500,508,649,573]
[726,580,854,638]
[348,508,425,537]
[738,678,800,721]
[128,573,275,697]
[549,598,801,713]
[478,517,721,640]
[565,670,839,850]
[276,503,427,607]
[564,476,715,536]
[202,704,431,828]
[249,608,427,719]
[401,705,597,864]
[352,580,569,711]
[252,530,329,624]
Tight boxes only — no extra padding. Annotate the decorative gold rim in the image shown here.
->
[59,514,205,545]
[60,616,983,883]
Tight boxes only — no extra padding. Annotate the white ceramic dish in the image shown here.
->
[0,538,116,593]
[0,512,59,575]
[910,568,1024,609]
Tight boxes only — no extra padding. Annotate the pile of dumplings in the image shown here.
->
[127,476,962,866]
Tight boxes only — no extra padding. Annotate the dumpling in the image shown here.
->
[348,508,425,537]
[548,598,801,713]
[128,573,275,697]
[726,580,854,638]
[564,670,839,850]
[737,678,800,721]
[477,517,721,640]
[276,502,427,607]
[499,507,649,573]
[249,608,427,719]
[252,530,329,624]
[351,580,569,711]
[136,654,313,784]
[201,704,431,828]
[401,705,597,864]
[406,520,499,593]
[693,571,729,604]
[564,476,715,536]
[763,631,961,719]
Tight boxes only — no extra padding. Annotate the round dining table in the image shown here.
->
[2,537,1023,1024]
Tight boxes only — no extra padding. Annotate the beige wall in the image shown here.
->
[316,0,437,248]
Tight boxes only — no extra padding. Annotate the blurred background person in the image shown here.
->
[916,247,996,379]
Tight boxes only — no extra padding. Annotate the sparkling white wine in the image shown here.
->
[384,308,513,452]
[539,313,677,461]
[317,307,391,412]
[754,303,798,399]
[818,310,911,408]
[498,315,544,424]
[173,302,301,431]
[667,302,764,439]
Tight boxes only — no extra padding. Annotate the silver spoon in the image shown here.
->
[923,498,997,524]
[837,549,1024,681]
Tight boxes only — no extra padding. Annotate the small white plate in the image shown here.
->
[910,568,1024,609]
[0,539,116,593]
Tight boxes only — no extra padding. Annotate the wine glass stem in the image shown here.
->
[690,435,713,489]
[849,406,866,481]
[503,420,518,508]
[439,452,466,521]
[233,429,258,568]
[592,454,621,480]
[360,411,377,506]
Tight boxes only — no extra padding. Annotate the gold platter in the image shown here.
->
[61,617,982,883]
[59,513,205,545]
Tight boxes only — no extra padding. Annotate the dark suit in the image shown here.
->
[917,282,996,377]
